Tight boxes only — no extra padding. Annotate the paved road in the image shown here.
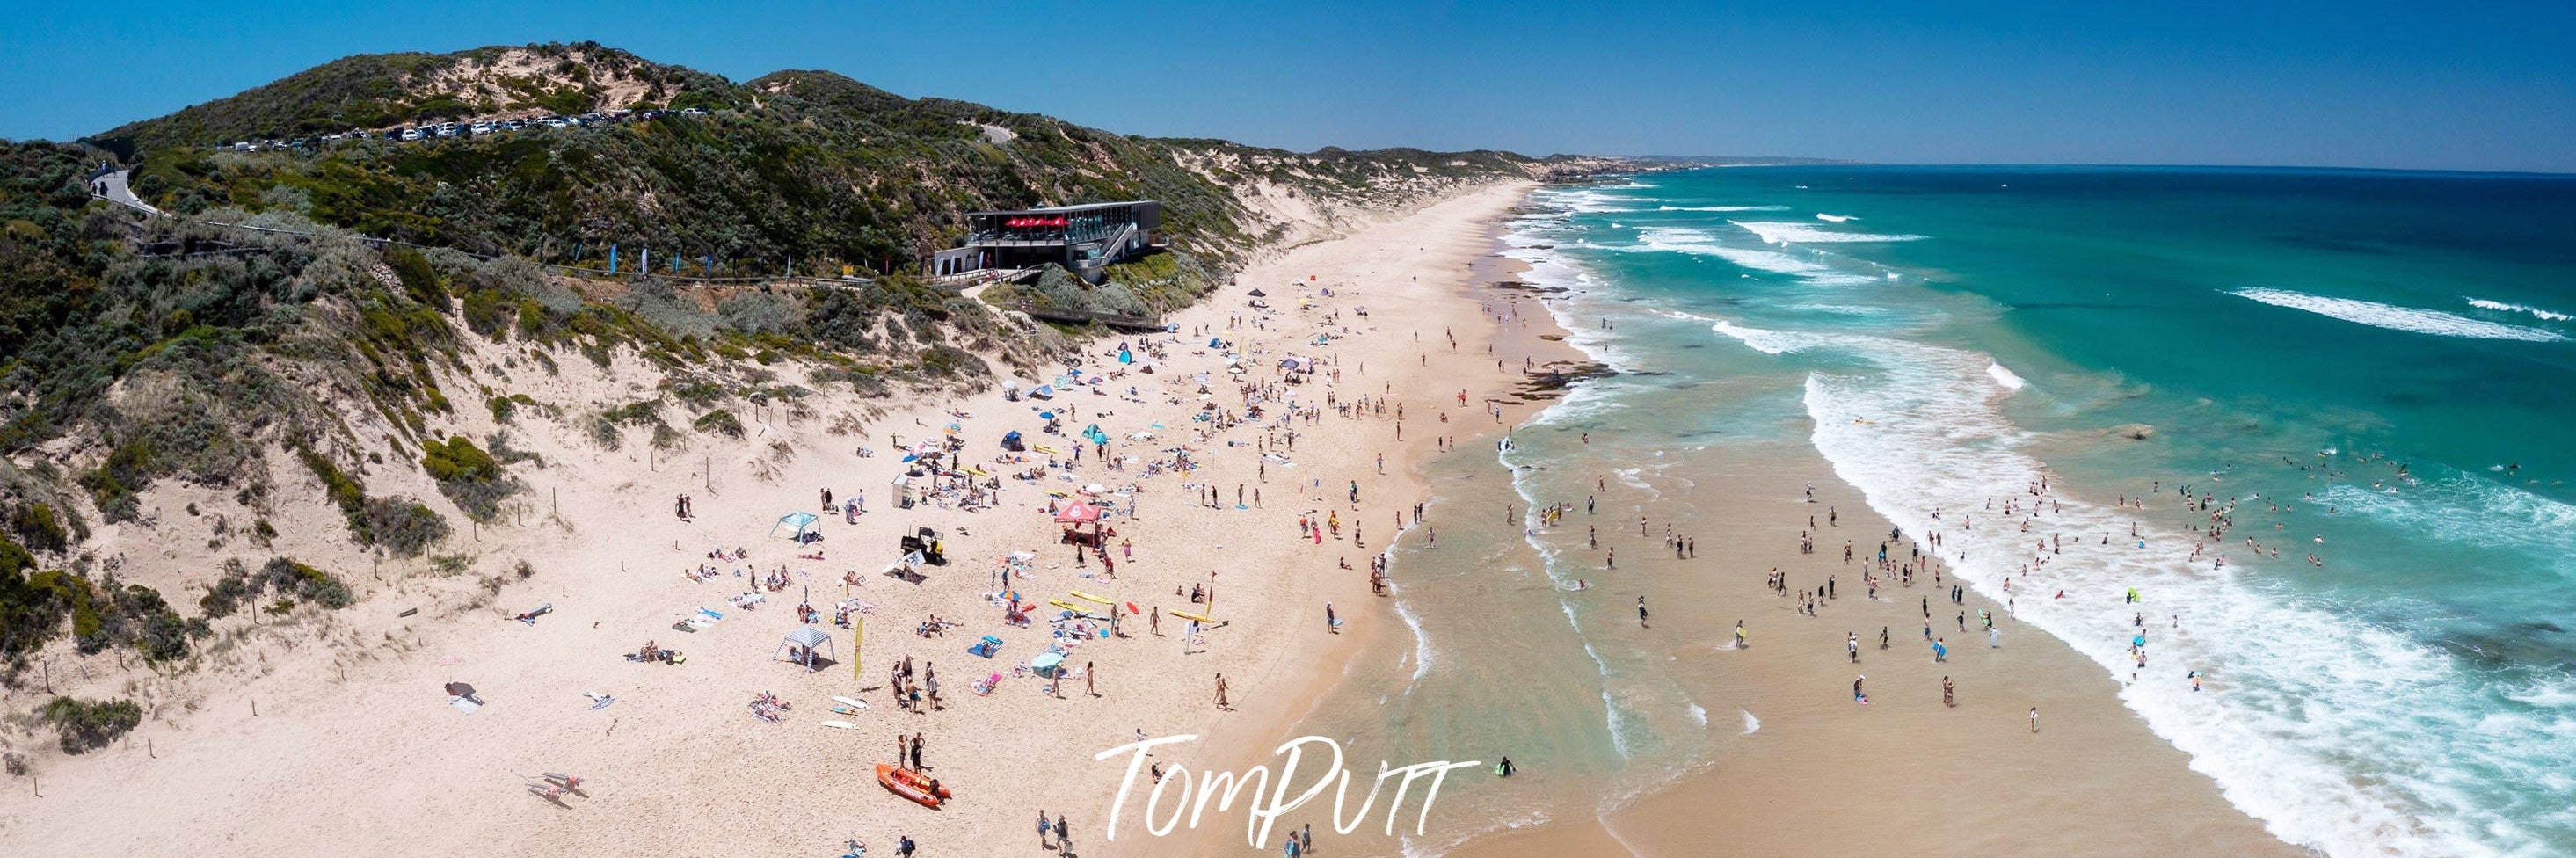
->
[94,168,160,215]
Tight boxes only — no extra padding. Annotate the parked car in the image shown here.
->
[400,128,422,142]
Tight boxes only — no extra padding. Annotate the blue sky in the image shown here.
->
[5,1,2572,172]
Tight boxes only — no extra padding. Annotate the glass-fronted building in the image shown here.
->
[933,200,1161,282]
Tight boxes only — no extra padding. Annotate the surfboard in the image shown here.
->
[822,720,859,729]
[1049,598,1086,613]
[1170,609,1216,622]
[1069,590,1112,605]
[832,695,870,709]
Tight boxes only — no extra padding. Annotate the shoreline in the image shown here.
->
[1425,188,2303,858]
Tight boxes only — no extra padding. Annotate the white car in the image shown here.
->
[401,128,422,142]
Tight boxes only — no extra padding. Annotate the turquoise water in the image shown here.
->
[1325,167,2576,857]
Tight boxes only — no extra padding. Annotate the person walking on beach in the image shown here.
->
[1637,595,1650,629]
[2030,707,2041,733]
[1086,661,1098,697]
[1943,676,1955,708]
[1216,673,1232,710]
[1848,632,1860,663]
[1054,813,1070,853]
[1735,620,1747,649]
[1326,602,1339,634]
[1038,807,1053,849]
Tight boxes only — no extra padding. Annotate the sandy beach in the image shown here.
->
[0,178,2303,858]
[0,182,1551,857]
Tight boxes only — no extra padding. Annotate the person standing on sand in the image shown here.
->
[1943,677,1955,707]
[1735,621,1747,648]
[1216,673,1231,710]
[1150,607,1161,636]
[1039,808,1053,849]
[1606,547,1616,569]
[2030,707,2041,732]
[1086,661,1098,697]
[1055,813,1070,853]
[1326,603,1339,634]
[1848,632,1859,663]
[1637,595,1650,628]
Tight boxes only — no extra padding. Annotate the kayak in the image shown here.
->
[877,763,946,808]
[1069,590,1113,605]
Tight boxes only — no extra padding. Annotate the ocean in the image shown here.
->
[1302,166,2576,857]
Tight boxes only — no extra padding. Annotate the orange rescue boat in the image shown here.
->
[877,763,950,808]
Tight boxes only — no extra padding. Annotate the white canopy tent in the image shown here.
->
[774,625,837,672]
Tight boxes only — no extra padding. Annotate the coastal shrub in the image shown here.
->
[261,556,353,608]
[359,497,448,557]
[717,292,795,333]
[620,280,717,338]
[297,447,367,517]
[8,502,69,553]
[200,558,257,618]
[42,696,143,754]
[421,436,502,483]
[693,410,744,438]
[385,246,441,307]
[0,537,72,658]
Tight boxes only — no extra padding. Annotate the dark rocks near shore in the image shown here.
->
[1515,360,1616,401]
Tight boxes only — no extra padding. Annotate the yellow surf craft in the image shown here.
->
[1069,591,1112,605]
[1048,599,1093,613]
[1169,610,1216,623]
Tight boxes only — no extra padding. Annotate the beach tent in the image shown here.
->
[1247,288,1267,297]
[1054,499,1102,523]
[1028,384,1055,400]
[1001,431,1026,452]
[770,512,820,541]
[1082,424,1110,445]
[773,625,837,672]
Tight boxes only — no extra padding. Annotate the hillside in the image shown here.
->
[0,41,1656,722]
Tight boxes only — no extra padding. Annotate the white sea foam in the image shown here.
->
[1816,213,1858,222]
[1985,362,2027,390]
[1656,204,1789,212]
[1395,599,1435,685]
[2467,298,2574,323]
[1705,317,2546,858]
[1619,226,1877,286]
[1685,702,1708,727]
[1786,303,1889,316]
[2318,476,2576,562]
[1730,220,1926,244]
[2230,287,2567,342]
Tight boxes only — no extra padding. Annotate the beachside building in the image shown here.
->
[929,200,1161,283]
